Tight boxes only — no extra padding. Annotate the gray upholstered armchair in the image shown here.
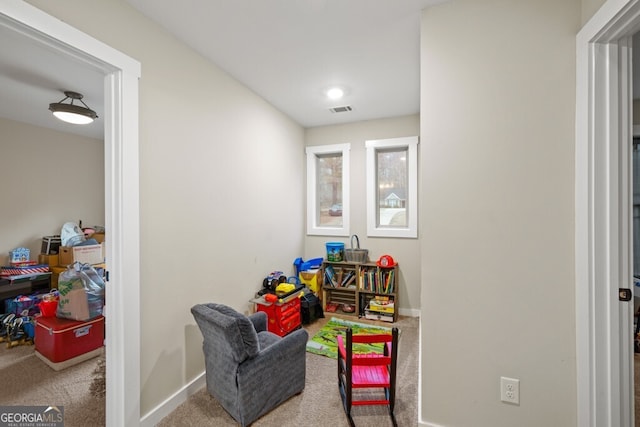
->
[191,303,308,426]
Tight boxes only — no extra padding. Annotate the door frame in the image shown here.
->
[0,3,141,426]
[576,0,640,426]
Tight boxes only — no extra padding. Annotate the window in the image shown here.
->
[306,144,350,236]
[366,136,418,238]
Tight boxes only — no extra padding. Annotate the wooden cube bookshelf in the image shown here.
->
[321,260,398,322]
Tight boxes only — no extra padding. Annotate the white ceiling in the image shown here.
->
[0,0,445,140]
[125,0,446,128]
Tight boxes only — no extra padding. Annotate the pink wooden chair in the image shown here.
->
[337,327,399,426]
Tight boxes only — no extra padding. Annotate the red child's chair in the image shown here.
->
[337,326,399,427]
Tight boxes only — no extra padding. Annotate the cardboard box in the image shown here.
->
[35,315,104,365]
[367,300,395,314]
[91,232,105,243]
[50,266,66,288]
[38,254,59,267]
[58,244,104,266]
[363,308,394,323]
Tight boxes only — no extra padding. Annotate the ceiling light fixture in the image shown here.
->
[326,87,345,100]
[49,91,98,125]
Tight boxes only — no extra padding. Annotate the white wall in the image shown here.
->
[0,117,104,264]
[304,114,421,314]
[26,0,306,416]
[420,1,579,426]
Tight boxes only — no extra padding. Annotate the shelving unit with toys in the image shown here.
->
[321,259,399,323]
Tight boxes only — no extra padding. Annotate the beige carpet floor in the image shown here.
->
[4,319,640,426]
[158,314,419,427]
[0,314,416,427]
[0,341,105,426]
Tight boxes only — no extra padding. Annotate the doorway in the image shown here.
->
[576,1,640,426]
[0,3,141,426]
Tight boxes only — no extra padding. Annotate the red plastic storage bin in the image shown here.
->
[35,315,104,363]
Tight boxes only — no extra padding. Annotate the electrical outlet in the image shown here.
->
[500,377,520,405]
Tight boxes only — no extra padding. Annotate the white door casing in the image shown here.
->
[576,1,639,426]
[0,3,141,427]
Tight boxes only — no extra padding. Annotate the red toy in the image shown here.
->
[376,254,397,268]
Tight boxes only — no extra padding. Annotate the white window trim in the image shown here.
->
[306,143,350,236]
[365,136,418,238]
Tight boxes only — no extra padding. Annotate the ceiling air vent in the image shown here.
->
[329,105,353,113]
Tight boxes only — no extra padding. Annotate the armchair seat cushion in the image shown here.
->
[257,330,281,349]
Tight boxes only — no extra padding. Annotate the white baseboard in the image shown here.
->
[399,307,421,317]
[139,371,206,427]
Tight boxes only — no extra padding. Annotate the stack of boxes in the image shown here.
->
[38,236,61,283]
[35,231,106,371]
[40,233,105,288]
[363,295,395,323]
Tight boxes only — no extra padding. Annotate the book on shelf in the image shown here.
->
[357,267,395,293]
[325,267,357,288]
[382,269,394,293]
[341,271,356,287]
[324,264,337,287]
[359,267,376,291]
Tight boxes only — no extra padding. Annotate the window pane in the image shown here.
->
[317,153,343,226]
[366,136,417,238]
[377,147,408,227]
[306,143,350,236]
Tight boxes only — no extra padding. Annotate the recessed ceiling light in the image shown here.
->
[326,87,344,100]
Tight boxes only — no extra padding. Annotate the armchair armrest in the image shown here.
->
[248,311,268,333]
[238,328,308,380]
[260,328,308,359]
[235,328,308,423]
[242,329,309,372]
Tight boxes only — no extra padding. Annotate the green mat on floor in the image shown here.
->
[306,316,392,359]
